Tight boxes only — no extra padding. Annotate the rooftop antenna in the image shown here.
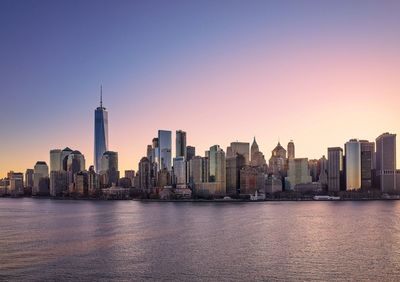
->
[100,85,103,108]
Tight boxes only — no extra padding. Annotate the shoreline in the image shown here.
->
[1,195,399,202]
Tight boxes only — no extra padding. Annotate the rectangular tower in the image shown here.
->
[376,133,397,192]
[327,147,343,192]
[94,87,109,173]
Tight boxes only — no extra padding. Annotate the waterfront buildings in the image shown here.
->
[138,157,152,192]
[188,156,204,187]
[287,140,295,159]
[186,146,195,161]
[50,149,62,172]
[173,156,187,187]
[124,170,135,187]
[285,158,312,190]
[269,142,287,176]
[327,147,343,192]
[25,169,34,188]
[227,142,250,164]
[345,139,361,190]
[376,133,397,192]
[176,130,187,159]
[360,140,375,189]
[100,151,119,187]
[265,175,282,194]
[33,161,49,195]
[94,87,109,173]
[239,166,265,195]
[158,130,172,171]
[226,153,246,195]
[250,137,266,167]
[318,156,328,187]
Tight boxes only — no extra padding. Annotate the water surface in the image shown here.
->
[1,198,400,281]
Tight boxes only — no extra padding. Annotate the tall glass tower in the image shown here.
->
[94,86,108,173]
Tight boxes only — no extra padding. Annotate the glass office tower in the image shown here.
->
[345,139,361,190]
[94,88,109,173]
[158,130,172,171]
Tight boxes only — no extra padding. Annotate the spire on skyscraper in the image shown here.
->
[100,85,103,108]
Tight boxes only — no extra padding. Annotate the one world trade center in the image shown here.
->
[94,86,108,173]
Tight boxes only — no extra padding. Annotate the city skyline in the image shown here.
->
[1,0,400,176]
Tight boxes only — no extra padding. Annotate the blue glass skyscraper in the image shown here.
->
[94,87,108,173]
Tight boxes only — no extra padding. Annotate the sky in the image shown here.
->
[0,0,399,176]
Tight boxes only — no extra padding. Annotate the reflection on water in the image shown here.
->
[1,199,400,281]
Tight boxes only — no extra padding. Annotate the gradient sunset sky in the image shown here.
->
[1,0,399,176]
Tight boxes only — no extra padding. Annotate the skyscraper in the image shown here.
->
[229,142,250,164]
[173,156,187,187]
[33,161,49,195]
[285,158,312,190]
[176,130,187,159]
[327,147,343,192]
[376,133,397,192]
[360,140,374,189]
[186,146,195,161]
[208,145,226,195]
[101,151,119,187]
[287,140,295,159]
[226,153,246,195]
[250,137,266,167]
[67,151,85,174]
[269,142,287,175]
[25,169,34,188]
[345,139,361,190]
[50,149,62,172]
[158,130,172,171]
[94,86,109,173]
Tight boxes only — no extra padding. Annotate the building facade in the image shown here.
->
[345,139,361,190]
[94,88,109,173]
[327,147,343,192]
[376,133,397,192]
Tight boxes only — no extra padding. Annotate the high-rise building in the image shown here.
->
[327,147,343,192]
[158,130,172,171]
[50,171,68,197]
[230,142,250,164]
[67,151,85,174]
[285,158,312,190]
[208,145,226,195]
[251,137,259,162]
[50,149,62,172]
[287,140,295,159]
[269,142,287,176]
[226,154,246,195]
[176,130,187,159]
[250,137,266,167]
[125,170,135,186]
[376,133,397,192]
[94,86,109,173]
[345,139,361,190]
[25,169,34,188]
[101,151,119,187]
[240,166,265,195]
[318,155,328,187]
[189,156,204,187]
[186,146,195,161]
[8,171,24,195]
[33,161,49,195]
[308,159,319,182]
[61,147,73,171]
[74,171,88,196]
[360,140,374,190]
[173,156,187,187]
[88,166,99,195]
[138,157,152,191]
